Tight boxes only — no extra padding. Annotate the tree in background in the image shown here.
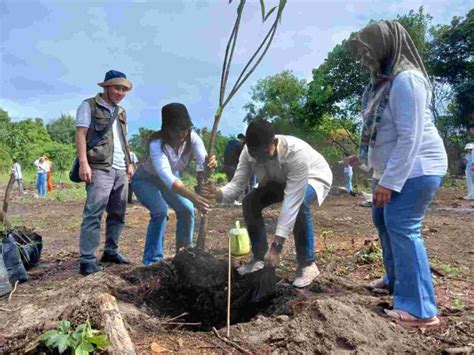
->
[427,9,473,127]
[47,114,76,145]
[128,127,154,161]
[0,109,12,170]
[5,118,53,167]
[426,9,473,173]
[306,7,432,128]
[243,70,307,127]
[0,109,76,177]
[242,8,472,175]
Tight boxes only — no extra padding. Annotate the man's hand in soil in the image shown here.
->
[79,161,92,183]
[264,236,285,267]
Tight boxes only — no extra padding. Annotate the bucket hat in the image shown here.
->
[98,70,132,91]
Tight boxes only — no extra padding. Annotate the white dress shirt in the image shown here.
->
[220,135,333,238]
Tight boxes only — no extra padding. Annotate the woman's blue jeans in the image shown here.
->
[36,172,47,196]
[131,169,194,265]
[242,181,317,266]
[372,175,442,319]
[344,173,353,193]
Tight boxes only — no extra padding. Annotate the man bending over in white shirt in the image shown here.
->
[202,119,333,288]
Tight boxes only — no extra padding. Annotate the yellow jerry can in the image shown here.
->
[229,221,251,256]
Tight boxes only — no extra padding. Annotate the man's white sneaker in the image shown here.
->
[292,263,320,288]
[237,259,264,275]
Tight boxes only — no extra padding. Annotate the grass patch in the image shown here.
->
[47,185,86,202]
[441,174,466,188]
[431,258,466,278]
[451,297,465,311]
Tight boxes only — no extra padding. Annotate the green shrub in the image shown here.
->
[39,320,110,354]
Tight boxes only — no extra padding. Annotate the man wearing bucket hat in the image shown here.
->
[464,142,474,200]
[75,70,134,276]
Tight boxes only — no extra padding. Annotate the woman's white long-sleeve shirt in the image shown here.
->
[368,70,447,192]
[148,131,206,189]
[220,135,333,238]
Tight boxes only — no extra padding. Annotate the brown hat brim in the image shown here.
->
[98,77,132,91]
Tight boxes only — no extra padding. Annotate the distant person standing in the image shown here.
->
[128,151,139,203]
[11,159,24,195]
[223,134,244,182]
[34,157,48,197]
[75,70,134,276]
[223,134,245,206]
[343,163,353,193]
[464,143,474,200]
[44,156,54,192]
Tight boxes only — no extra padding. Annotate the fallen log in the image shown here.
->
[97,293,136,355]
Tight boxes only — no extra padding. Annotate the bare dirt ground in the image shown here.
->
[0,181,472,354]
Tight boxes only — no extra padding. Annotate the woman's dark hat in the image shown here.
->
[161,103,194,130]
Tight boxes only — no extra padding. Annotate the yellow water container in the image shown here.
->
[229,221,251,256]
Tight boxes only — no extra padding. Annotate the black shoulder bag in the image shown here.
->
[69,107,119,183]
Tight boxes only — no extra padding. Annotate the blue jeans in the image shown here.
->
[36,172,47,196]
[242,181,317,266]
[131,168,194,265]
[372,175,442,319]
[344,173,353,192]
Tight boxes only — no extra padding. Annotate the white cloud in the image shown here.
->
[1,0,471,136]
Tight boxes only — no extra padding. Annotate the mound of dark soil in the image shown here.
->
[142,248,277,330]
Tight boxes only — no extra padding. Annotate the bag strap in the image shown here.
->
[86,105,119,150]
[116,113,132,166]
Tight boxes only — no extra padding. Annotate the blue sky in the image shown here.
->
[1,0,472,136]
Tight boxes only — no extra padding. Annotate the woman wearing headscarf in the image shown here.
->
[131,103,216,265]
[345,21,447,328]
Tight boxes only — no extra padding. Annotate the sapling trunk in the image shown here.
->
[196,0,287,250]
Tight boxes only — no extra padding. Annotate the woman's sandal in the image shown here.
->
[384,309,440,329]
[367,277,388,294]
